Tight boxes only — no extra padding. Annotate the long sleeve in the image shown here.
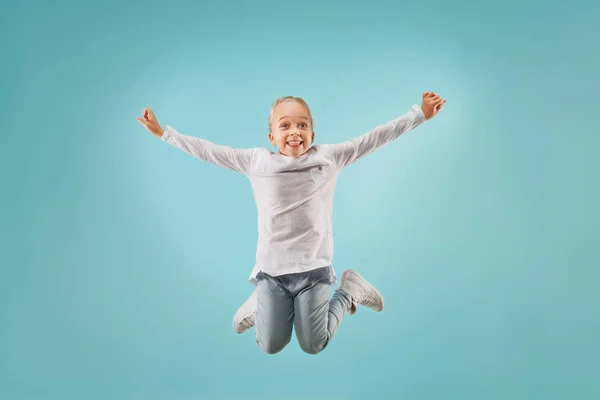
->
[161,125,256,175]
[322,104,427,169]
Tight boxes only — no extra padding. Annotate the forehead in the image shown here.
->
[273,101,310,119]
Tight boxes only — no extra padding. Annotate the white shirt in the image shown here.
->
[161,104,426,284]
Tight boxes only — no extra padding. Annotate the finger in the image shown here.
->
[146,108,156,121]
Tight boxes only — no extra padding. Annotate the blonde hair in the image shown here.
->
[268,96,314,132]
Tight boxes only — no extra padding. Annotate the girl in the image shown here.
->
[137,92,446,354]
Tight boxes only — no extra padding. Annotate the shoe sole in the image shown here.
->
[233,291,257,334]
[337,269,384,312]
[233,320,251,334]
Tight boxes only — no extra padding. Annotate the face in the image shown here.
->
[269,101,315,158]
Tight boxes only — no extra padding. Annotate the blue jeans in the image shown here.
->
[255,267,352,355]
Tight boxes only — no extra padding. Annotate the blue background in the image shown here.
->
[1,0,598,399]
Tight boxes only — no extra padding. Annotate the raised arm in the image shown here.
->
[322,92,446,169]
[161,126,255,174]
[137,107,255,175]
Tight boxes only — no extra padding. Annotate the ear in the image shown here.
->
[312,131,315,142]
[268,132,276,146]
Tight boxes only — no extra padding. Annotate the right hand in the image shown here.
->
[137,107,164,138]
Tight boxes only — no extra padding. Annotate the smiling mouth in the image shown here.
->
[286,140,303,147]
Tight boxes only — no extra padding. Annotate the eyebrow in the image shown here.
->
[277,116,309,122]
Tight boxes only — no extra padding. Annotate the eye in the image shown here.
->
[299,123,308,128]
[280,123,289,128]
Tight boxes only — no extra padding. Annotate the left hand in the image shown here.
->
[421,92,446,120]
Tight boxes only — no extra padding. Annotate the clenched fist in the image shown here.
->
[137,107,164,138]
[421,92,446,120]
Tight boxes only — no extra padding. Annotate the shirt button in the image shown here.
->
[318,166,322,170]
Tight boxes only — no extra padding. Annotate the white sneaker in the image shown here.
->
[335,269,384,314]
[233,289,257,334]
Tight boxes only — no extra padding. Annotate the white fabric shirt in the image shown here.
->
[161,104,427,285]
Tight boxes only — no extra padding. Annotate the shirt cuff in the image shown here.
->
[161,125,176,142]
[410,104,426,123]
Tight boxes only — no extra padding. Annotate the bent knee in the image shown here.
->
[260,342,287,355]
[257,336,291,355]
[298,338,328,355]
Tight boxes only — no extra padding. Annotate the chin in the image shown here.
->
[279,143,309,157]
